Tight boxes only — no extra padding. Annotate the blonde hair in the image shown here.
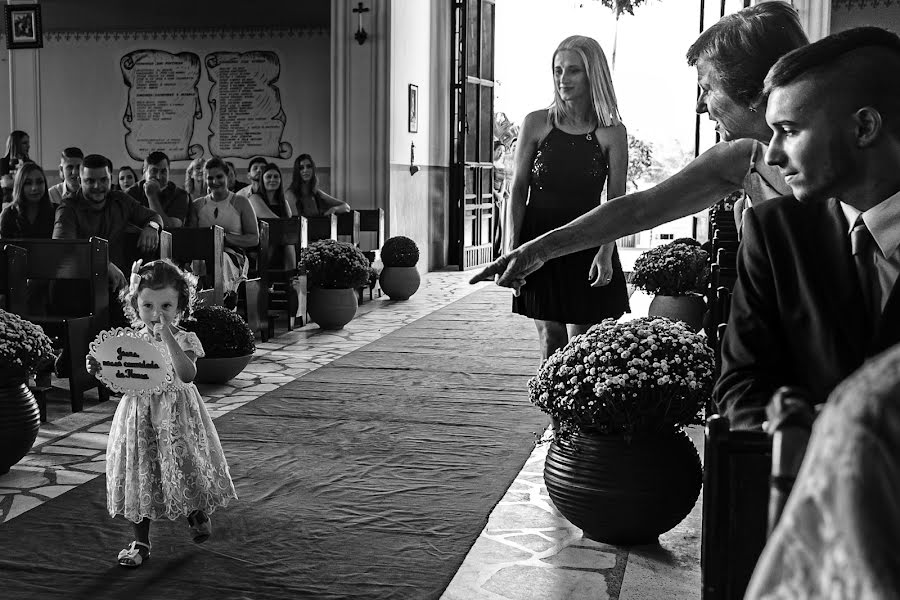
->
[549,35,621,128]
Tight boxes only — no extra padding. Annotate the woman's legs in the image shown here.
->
[534,319,569,361]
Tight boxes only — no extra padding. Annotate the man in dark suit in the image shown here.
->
[715,27,900,429]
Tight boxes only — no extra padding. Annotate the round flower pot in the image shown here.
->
[0,370,41,475]
[544,428,702,545]
[379,266,421,301]
[308,287,358,330]
[648,294,706,332]
[195,354,254,384]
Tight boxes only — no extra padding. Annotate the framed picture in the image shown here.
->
[408,84,418,133]
[4,4,42,50]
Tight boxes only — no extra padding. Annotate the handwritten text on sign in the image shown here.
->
[89,328,172,395]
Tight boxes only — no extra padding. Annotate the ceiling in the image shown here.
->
[39,0,330,32]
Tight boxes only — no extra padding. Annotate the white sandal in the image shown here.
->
[117,541,151,568]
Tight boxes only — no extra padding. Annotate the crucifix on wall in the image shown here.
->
[353,2,370,45]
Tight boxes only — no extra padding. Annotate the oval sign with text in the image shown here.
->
[88,327,172,395]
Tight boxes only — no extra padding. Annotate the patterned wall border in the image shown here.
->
[833,0,898,10]
[0,26,328,42]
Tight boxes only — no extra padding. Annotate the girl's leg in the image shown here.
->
[567,323,594,339]
[534,320,570,432]
[133,518,151,555]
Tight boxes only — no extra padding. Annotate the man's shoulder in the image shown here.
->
[748,194,832,227]
[125,182,144,200]
[236,185,253,197]
[164,181,189,199]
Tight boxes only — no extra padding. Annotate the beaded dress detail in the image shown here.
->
[513,127,630,323]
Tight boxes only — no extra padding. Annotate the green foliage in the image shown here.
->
[598,0,652,17]
[181,305,256,358]
[631,242,709,296]
[627,134,653,191]
[0,310,56,375]
[529,317,713,437]
[299,239,371,289]
[380,236,420,268]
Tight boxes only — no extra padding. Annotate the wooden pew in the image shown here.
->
[356,208,385,299]
[259,217,304,337]
[701,415,771,600]
[159,226,225,307]
[238,220,268,341]
[122,227,170,269]
[306,215,338,243]
[0,243,27,313]
[8,237,110,413]
[336,211,361,246]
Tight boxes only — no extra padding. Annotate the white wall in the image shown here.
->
[33,29,330,181]
[831,3,900,33]
[388,0,450,271]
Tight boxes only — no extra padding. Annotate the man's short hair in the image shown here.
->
[248,156,268,171]
[144,151,170,168]
[203,157,227,173]
[82,154,111,171]
[763,27,900,133]
[61,147,84,161]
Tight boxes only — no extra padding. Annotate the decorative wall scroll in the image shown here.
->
[121,50,205,161]
[832,0,897,9]
[206,51,292,160]
[88,328,173,395]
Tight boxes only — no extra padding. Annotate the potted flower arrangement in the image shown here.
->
[631,240,709,331]
[181,305,256,384]
[299,239,371,330]
[0,309,55,474]
[379,236,421,300]
[531,316,714,545]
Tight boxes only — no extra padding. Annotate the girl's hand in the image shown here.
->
[154,313,176,342]
[589,252,614,288]
[86,355,102,376]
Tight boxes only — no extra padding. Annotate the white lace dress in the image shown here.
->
[106,329,237,523]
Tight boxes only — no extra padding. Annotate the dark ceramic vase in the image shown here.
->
[307,287,358,330]
[544,428,702,545]
[648,294,707,332]
[194,354,254,384]
[0,371,41,475]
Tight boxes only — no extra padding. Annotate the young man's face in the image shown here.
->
[144,159,169,187]
[60,157,83,191]
[765,76,855,203]
[81,166,111,205]
[248,162,265,183]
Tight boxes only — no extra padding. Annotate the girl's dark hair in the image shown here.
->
[123,259,198,326]
[260,162,287,214]
[685,1,807,106]
[4,130,29,160]
[288,153,318,197]
[118,165,138,180]
[11,162,49,208]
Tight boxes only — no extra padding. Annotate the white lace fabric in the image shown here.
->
[106,329,237,523]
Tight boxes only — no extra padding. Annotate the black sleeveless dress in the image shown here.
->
[512,127,630,324]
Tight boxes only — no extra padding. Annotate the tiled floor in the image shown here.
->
[0,271,701,599]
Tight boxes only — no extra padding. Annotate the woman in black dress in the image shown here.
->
[508,35,629,361]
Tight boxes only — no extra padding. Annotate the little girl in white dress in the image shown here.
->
[91,259,237,567]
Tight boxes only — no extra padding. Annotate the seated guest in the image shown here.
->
[226,161,248,193]
[48,147,84,205]
[715,27,900,429]
[746,341,900,598]
[0,162,54,239]
[184,156,207,201]
[116,165,138,192]
[248,162,292,218]
[53,153,162,324]
[0,130,30,178]
[285,153,351,217]
[186,157,259,305]
[126,151,189,227]
[236,156,267,198]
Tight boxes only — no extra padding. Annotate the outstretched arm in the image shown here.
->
[471,138,756,290]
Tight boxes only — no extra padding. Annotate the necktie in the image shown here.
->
[850,215,881,324]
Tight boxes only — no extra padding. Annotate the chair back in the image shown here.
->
[336,211,361,246]
[701,415,772,600]
[306,215,338,243]
[0,243,27,313]
[121,227,169,268]
[356,208,385,255]
[160,226,225,306]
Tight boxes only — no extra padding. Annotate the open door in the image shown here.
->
[449,0,496,270]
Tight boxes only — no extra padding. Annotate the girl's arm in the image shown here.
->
[284,189,299,217]
[507,109,548,252]
[247,193,279,219]
[596,123,628,260]
[157,317,197,383]
[317,190,351,215]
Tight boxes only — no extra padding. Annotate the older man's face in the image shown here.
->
[764,76,856,203]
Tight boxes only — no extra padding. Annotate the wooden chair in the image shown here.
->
[8,237,111,413]
[305,215,338,243]
[237,220,268,341]
[701,415,772,600]
[0,243,27,313]
[765,387,815,535]
[122,227,170,269]
[336,211,361,246]
[258,217,304,337]
[356,208,385,300]
[159,226,225,307]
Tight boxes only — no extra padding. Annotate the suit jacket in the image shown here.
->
[714,195,900,429]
